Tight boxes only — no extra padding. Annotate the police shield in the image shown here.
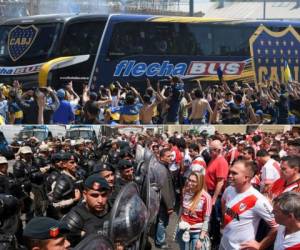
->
[139,153,160,250]
[73,233,113,250]
[140,155,160,225]
[109,182,148,246]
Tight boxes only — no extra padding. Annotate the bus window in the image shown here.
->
[0,23,61,62]
[107,21,258,59]
[144,23,178,55]
[108,22,177,59]
[108,22,148,58]
[60,21,105,56]
[184,24,213,56]
[211,25,254,57]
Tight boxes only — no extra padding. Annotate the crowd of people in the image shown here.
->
[0,76,299,125]
[0,127,300,250]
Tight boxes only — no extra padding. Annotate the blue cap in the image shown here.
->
[256,109,264,116]
[56,89,65,99]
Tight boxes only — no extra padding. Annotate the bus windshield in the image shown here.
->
[17,130,48,141]
[66,130,94,140]
[0,23,62,64]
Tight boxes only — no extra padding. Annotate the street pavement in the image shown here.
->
[150,211,180,250]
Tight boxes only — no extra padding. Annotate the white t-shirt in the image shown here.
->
[274,225,300,250]
[260,158,281,191]
[111,95,119,107]
[220,185,277,250]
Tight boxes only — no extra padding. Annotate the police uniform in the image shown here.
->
[115,159,134,190]
[93,163,119,205]
[61,175,111,246]
[0,194,20,250]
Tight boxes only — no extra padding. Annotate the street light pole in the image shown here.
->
[263,0,266,19]
[189,0,194,16]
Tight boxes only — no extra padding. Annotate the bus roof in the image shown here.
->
[110,14,300,27]
[2,13,300,27]
[1,13,108,25]
[2,14,300,26]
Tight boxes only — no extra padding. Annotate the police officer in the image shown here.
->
[59,153,76,178]
[0,194,21,250]
[73,139,86,166]
[13,146,39,221]
[23,217,70,250]
[47,153,81,219]
[93,163,119,205]
[16,147,46,217]
[61,175,112,246]
[107,139,120,165]
[116,159,134,189]
[0,156,9,193]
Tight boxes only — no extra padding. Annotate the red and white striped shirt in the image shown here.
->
[260,158,281,192]
[181,190,212,231]
[274,225,300,250]
[225,147,240,165]
[268,178,300,200]
[221,185,277,250]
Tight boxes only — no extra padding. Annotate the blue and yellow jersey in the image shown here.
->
[74,104,82,123]
[110,106,121,121]
[8,102,23,124]
[119,103,143,124]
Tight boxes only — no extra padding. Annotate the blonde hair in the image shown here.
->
[185,171,206,213]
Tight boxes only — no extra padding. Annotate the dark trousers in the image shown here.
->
[208,193,222,247]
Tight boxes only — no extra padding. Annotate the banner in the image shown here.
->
[249,25,300,84]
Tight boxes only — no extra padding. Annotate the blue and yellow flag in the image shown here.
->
[284,60,292,83]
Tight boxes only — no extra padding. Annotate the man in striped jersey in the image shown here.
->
[220,160,278,250]
[268,156,300,200]
[273,192,300,250]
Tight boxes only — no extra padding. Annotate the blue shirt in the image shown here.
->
[120,103,143,124]
[53,100,75,124]
[166,84,184,123]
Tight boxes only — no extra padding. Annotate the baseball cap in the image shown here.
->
[75,138,85,146]
[84,174,111,191]
[0,156,8,164]
[56,89,65,99]
[18,146,32,155]
[23,217,69,240]
[256,110,264,116]
[39,144,49,152]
